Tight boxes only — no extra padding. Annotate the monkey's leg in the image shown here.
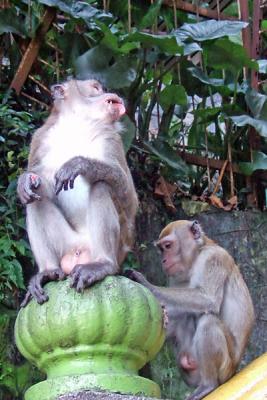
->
[70,182,120,292]
[24,201,78,305]
[186,314,234,400]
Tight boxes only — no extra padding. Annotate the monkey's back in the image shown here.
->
[219,248,255,364]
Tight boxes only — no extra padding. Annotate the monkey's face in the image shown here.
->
[52,79,126,123]
[156,220,204,279]
[157,233,185,276]
[75,79,104,97]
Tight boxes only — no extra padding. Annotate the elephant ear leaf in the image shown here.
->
[0,9,28,36]
[239,151,267,176]
[230,115,267,138]
[144,139,188,174]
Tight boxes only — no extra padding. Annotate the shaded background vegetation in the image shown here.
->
[0,0,267,399]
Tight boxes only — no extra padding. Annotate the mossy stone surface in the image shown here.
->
[15,276,165,400]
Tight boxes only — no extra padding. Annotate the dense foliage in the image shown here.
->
[1,0,267,301]
[0,1,267,396]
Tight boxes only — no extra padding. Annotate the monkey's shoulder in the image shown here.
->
[200,243,236,271]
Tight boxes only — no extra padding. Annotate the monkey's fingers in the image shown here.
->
[55,179,64,195]
[55,178,71,194]
[125,269,145,284]
[25,189,41,202]
[161,305,169,329]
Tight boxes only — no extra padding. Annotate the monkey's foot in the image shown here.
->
[70,262,113,292]
[186,384,216,400]
[21,268,66,307]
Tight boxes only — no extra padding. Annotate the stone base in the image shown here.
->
[58,390,163,400]
[25,373,161,400]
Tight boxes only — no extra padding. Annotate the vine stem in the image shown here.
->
[128,0,131,32]
[228,139,235,198]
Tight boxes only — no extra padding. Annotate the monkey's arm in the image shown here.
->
[127,265,226,316]
[17,172,42,204]
[54,156,129,205]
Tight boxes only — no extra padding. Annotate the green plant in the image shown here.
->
[0,95,46,305]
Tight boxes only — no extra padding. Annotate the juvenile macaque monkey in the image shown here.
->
[17,79,138,306]
[127,220,254,400]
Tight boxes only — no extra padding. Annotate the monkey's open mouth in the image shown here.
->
[105,95,123,105]
[105,95,126,119]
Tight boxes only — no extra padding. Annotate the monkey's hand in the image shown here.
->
[54,156,88,195]
[124,269,149,286]
[70,262,114,292]
[161,305,169,329]
[17,172,42,205]
[21,268,66,307]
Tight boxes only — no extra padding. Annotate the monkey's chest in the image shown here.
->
[42,120,106,173]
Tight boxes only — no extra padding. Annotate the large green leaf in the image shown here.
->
[144,140,188,173]
[245,89,267,119]
[159,85,188,111]
[126,30,183,55]
[175,20,247,42]
[258,60,267,73]
[97,22,140,54]
[0,9,28,36]
[204,38,258,73]
[38,0,112,26]
[239,151,267,175]
[139,0,162,29]
[75,45,137,89]
[58,33,89,69]
[188,67,224,86]
[120,116,136,152]
[188,67,248,94]
[191,107,222,123]
[230,115,267,138]
[184,42,202,56]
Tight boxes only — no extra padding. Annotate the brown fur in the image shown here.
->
[129,220,254,400]
[17,79,138,304]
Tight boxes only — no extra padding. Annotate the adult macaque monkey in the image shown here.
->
[17,79,138,306]
[127,220,254,400]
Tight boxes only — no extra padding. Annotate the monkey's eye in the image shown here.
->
[164,243,172,250]
[93,84,102,93]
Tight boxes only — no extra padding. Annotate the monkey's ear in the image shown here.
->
[51,84,65,100]
[190,220,202,240]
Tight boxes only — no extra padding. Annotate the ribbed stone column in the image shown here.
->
[15,276,165,400]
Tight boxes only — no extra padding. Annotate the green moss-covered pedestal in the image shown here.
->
[15,276,165,400]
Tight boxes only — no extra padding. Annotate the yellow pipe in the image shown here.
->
[203,353,267,400]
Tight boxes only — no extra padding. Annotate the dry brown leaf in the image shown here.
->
[228,196,238,206]
[209,194,225,209]
[154,176,177,212]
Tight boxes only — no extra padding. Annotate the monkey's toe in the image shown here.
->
[124,268,135,279]
[20,291,32,308]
